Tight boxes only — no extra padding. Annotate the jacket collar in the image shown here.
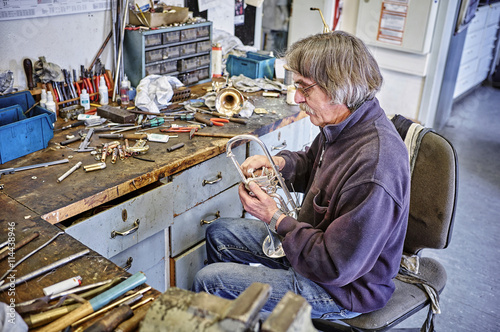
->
[320,98,383,143]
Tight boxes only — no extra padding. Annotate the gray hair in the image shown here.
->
[285,31,383,111]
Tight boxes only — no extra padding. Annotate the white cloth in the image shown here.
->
[135,75,183,114]
[0,302,28,332]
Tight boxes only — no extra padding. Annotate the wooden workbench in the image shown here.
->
[0,83,305,225]
[0,194,159,331]
[0,82,306,330]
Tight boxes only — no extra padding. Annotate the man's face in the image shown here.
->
[293,73,350,127]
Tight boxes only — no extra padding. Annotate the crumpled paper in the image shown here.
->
[34,56,64,83]
[134,75,184,114]
[0,71,15,95]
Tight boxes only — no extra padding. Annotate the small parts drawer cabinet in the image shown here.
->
[124,21,212,87]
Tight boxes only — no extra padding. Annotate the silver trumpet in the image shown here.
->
[226,134,300,258]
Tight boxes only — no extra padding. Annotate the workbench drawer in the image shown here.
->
[169,144,245,215]
[249,117,309,157]
[65,182,174,259]
[110,229,169,292]
[170,241,207,290]
[170,185,243,257]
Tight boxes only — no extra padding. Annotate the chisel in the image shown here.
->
[38,272,147,332]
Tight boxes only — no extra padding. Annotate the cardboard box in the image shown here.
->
[129,7,189,28]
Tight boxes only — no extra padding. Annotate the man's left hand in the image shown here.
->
[239,181,279,224]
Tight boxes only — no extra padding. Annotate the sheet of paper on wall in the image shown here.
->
[207,0,235,35]
[198,0,218,12]
[159,0,185,6]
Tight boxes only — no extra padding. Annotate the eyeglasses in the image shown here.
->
[294,82,318,98]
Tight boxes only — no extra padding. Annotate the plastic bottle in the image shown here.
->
[212,43,222,78]
[98,76,109,105]
[80,88,90,110]
[120,75,130,106]
[40,89,47,108]
[45,92,56,118]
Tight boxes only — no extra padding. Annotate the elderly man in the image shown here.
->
[192,31,410,320]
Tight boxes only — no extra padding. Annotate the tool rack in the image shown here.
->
[123,21,212,87]
[47,70,114,113]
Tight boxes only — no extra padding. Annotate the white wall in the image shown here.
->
[288,0,334,46]
[0,11,114,91]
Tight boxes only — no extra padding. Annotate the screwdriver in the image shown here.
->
[55,120,86,131]
[141,117,165,128]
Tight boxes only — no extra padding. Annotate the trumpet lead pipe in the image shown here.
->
[84,162,107,172]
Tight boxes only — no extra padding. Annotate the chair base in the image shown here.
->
[312,258,446,332]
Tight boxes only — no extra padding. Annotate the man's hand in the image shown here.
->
[238,181,279,224]
[241,155,286,178]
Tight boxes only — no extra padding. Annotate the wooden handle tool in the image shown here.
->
[83,305,133,332]
[23,58,34,90]
[193,132,237,139]
[193,113,213,127]
[38,272,147,332]
[114,301,153,332]
[0,232,39,261]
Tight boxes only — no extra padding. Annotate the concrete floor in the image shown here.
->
[396,84,500,331]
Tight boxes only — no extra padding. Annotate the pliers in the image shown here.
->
[210,118,229,126]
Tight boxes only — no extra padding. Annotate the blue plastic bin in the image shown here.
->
[0,91,55,164]
[226,52,275,79]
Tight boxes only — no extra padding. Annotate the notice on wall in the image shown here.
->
[377,0,409,46]
[0,0,110,21]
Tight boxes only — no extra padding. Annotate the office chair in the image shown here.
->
[313,115,458,332]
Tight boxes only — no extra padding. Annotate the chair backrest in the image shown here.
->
[391,115,458,255]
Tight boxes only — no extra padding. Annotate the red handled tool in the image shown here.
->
[210,118,229,127]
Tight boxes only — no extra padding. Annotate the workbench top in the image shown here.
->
[0,82,306,330]
[0,83,305,225]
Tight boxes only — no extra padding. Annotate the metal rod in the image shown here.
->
[0,249,90,291]
[0,231,64,285]
[57,161,83,183]
[112,0,130,102]
[0,159,69,179]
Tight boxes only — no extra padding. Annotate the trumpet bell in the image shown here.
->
[216,87,244,116]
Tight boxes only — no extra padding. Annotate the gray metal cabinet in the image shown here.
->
[454,4,500,98]
[124,21,212,87]
[64,181,174,292]
[167,145,246,290]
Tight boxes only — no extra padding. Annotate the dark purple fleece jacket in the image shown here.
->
[277,98,410,313]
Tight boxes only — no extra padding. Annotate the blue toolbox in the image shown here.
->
[226,52,276,79]
[0,91,55,164]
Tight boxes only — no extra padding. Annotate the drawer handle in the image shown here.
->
[122,257,133,271]
[200,211,221,225]
[202,172,222,186]
[271,140,287,151]
[111,219,140,238]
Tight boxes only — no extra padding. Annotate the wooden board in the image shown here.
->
[0,194,159,330]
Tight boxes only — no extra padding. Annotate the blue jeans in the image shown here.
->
[192,218,361,320]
